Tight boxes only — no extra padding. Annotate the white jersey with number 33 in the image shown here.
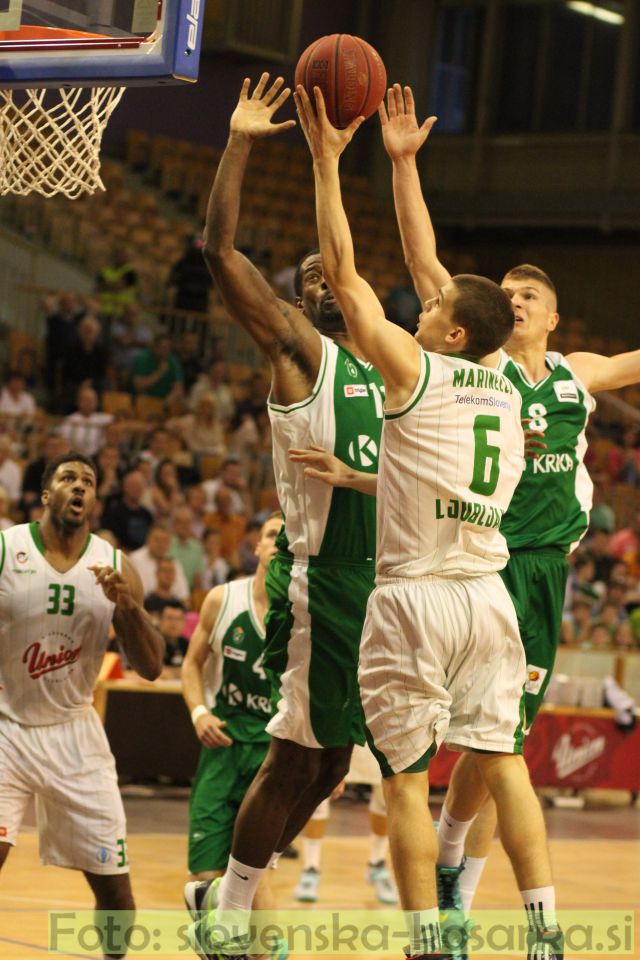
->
[376,351,524,579]
[0,523,120,725]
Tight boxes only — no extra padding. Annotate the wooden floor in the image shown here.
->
[1,797,639,960]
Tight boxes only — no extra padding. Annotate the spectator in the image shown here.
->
[167,235,212,313]
[101,469,154,551]
[157,602,189,668]
[169,393,225,458]
[96,247,139,320]
[95,444,124,503]
[561,596,594,646]
[110,303,154,385]
[59,386,113,457]
[132,333,183,402]
[609,510,640,559]
[130,523,189,604]
[564,553,600,612]
[151,458,184,520]
[201,526,231,590]
[0,370,37,436]
[61,315,111,409]
[237,519,261,574]
[0,484,14,531]
[185,484,207,538]
[44,291,85,399]
[188,359,235,424]
[169,505,204,590]
[140,427,172,474]
[608,428,640,485]
[175,330,204,394]
[253,487,281,526]
[20,433,67,517]
[0,434,23,507]
[144,558,187,617]
[230,372,268,432]
[202,457,248,515]
[203,487,246,566]
[581,527,616,584]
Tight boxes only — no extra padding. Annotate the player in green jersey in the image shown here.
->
[182,514,281,884]
[188,74,384,959]
[379,81,640,924]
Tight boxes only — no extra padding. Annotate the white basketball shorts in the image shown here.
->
[359,572,526,776]
[0,709,129,874]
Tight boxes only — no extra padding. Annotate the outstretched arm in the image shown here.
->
[204,74,321,399]
[379,84,451,302]
[567,349,640,393]
[295,85,421,406]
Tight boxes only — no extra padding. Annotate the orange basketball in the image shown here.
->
[295,34,387,129]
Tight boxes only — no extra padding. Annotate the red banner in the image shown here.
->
[430,708,640,790]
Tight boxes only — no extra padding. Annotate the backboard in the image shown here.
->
[0,0,204,89]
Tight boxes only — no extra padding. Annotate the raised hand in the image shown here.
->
[379,83,437,160]
[89,564,136,610]
[295,85,364,163]
[230,73,296,140]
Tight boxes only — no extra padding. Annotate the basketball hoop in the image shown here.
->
[0,85,125,199]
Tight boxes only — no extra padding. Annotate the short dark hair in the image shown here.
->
[502,264,557,299]
[293,248,320,299]
[450,274,515,358]
[41,452,96,491]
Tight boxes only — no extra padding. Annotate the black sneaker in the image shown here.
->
[526,926,564,960]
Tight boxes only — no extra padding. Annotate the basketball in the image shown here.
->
[295,34,387,129]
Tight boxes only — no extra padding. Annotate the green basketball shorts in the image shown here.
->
[263,553,375,749]
[500,547,569,731]
[188,739,268,873]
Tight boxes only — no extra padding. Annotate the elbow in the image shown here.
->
[203,239,232,273]
[139,658,163,682]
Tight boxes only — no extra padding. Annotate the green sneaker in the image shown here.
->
[437,861,468,960]
[184,876,222,920]
[186,917,250,960]
[526,926,564,960]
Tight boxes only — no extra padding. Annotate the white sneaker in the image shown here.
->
[366,860,399,904]
[294,866,320,902]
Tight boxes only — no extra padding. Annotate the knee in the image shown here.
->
[259,744,323,796]
[313,749,352,798]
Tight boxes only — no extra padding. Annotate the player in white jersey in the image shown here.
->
[0,452,164,958]
[296,85,562,960]
[380,82,640,933]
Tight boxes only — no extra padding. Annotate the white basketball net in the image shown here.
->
[0,86,125,199]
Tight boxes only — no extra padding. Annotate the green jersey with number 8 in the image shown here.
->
[498,351,595,553]
[207,577,272,743]
[376,351,524,578]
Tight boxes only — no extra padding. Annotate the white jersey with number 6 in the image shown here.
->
[0,522,120,726]
[377,351,524,579]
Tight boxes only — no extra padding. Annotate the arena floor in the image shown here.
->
[1,789,638,960]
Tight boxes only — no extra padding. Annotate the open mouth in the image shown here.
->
[69,497,84,513]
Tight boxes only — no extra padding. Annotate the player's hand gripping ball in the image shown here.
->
[295,34,386,129]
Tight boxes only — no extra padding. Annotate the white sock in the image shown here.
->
[406,908,441,956]
[217,856,265,935]
[303,838,322,871]
[437,804,474,867]
[459,855,487,913]
[521,886,558,932]
[368,831,388,865]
